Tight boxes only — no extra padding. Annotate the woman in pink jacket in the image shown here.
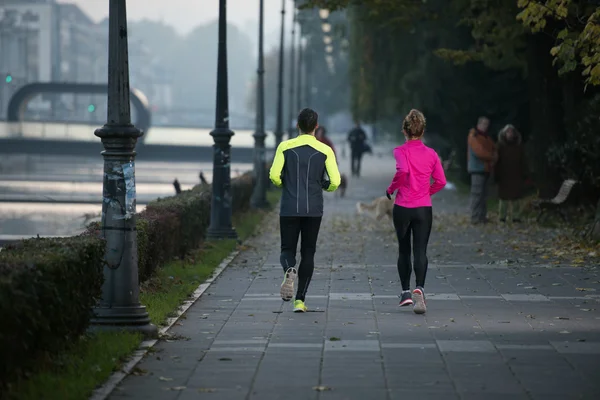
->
[386,109,447,314]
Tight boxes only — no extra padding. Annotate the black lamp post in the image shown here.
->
[207,0,237,239]
[287,1,297,140]
[90,0,157,338]
[305,42,312,107]
[296,27,303,129]
[250,0,269,209]
[274,0,286,148]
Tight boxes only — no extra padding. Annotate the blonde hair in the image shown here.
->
[403,109,426,139]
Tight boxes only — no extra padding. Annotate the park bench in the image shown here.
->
[534,179,578,222]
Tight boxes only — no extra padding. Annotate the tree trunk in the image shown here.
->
[526,33,565,197]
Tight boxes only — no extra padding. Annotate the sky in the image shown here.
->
[59,0,297,51]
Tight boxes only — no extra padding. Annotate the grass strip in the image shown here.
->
[6,332,141,400]
[7,190,280,400]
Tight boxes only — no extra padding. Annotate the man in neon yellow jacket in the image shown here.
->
[269,108,340,312]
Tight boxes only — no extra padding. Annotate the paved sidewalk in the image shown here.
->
[109,151,600,400]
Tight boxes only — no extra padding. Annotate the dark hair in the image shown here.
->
[403,109,426,138]
[297,108,319,134]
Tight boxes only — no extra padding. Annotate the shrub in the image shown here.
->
[87,172,255,281]
[0,236,105,386]
[0,172,255,387]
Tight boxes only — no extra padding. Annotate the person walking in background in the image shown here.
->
[347,120,367,177]
[270,108,341,313]
[467,116,496,224]
[316,126,336,156]
[316,126,348,197]
[386,109,446,314]
[495,124,528,223]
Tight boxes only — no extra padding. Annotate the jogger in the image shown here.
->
[270,108,340,312]
[386,109,446,314]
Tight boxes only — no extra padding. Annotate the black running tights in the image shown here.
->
[280,216,322,301]
[392,205,433,290]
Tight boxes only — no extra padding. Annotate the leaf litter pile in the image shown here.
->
[430,212,599,267]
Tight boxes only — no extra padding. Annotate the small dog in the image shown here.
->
[356,196,394,220]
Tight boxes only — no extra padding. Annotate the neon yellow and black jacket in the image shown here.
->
[269,134,341,217]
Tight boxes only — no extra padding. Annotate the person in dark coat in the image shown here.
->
[347,120,367,177]
[495,124,528,223]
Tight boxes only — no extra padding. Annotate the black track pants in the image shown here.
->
[280,216,322,301]
[392,205,433,291]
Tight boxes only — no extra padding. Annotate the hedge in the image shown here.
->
[0,236,105,385]
[89,172,254,281]
[0,172,255,387]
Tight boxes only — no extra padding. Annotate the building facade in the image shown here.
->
[0,0,173,123]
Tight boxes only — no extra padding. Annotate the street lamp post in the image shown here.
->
[296,33,303,123]
[251,0,269,209]
[305,43,312,107]
[274,0,286,148]
[207,0,237,239]
[287,1,297,140]
[90,0,157,338]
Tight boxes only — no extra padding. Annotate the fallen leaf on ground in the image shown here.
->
[169,386,186,391]
[131,367,147,376]
[313,386,332,392]
[576,288,596,292]
[159,377,173,382]
[329,337,341,341]
[198,388,217,393]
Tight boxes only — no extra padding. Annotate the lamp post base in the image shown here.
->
[90,305,158,339]
[207,226,238,240]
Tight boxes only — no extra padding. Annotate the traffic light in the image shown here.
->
[5,74,12,83]
[87,104,96,112]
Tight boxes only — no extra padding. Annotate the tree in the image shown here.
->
[517,1,600,238]
[517,0,600,86]
[128,20,254,126]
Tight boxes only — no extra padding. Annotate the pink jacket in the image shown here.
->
[387,140,447,208]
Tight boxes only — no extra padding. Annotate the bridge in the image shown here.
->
[6,82,152,142]
[1,82,270,162]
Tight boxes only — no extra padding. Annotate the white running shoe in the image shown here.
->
[412,287,427,315]
[280,267,297,302]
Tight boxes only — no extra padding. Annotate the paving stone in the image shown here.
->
[318,388,389,400]
[106,155,600,400]
[390,391,459,400]
[177,388,249,400]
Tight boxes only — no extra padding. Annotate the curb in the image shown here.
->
[89,249,241,400]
